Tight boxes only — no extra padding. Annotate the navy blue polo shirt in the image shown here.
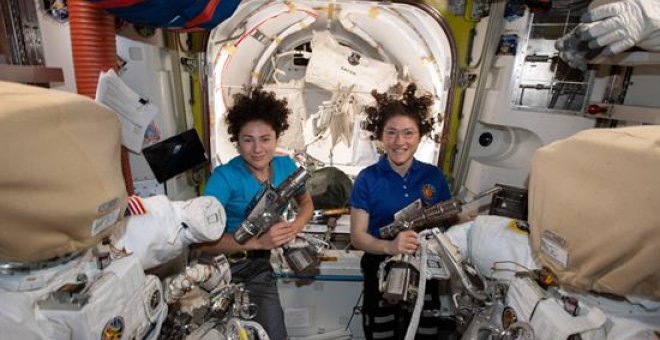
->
[350,155,451,237]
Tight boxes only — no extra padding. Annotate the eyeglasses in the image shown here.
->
[383,129,418,140]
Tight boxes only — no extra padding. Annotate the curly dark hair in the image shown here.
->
[363,83,435,140]
[225,87,290,142]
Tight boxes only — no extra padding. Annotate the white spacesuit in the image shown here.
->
[0,82,241,339]
[444,214,660,340]
[0,194,228,340]
[444,126,660,340]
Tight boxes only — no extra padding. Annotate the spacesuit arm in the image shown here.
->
[113,195,226,270]
[578,0,660,56]
[556,0,660,70]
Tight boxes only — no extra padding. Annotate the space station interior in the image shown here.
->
[1,0,660,339]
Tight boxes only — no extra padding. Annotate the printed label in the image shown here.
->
[288,249,310,271]
[91,208,121,236]
[97,197,119,214]
[540,231,568,267]
[285,308,310,328]
[388,267,407,294]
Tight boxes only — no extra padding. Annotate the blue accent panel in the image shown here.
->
[274,273,364,282]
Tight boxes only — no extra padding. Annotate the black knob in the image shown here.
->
[479,132,493,147]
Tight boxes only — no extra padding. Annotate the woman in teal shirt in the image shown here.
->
[202,88,313,339]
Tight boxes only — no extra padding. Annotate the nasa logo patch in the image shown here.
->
[421,184,436,201]
[101,316,124,340]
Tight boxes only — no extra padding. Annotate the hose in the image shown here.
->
[69,0,133,194]
[69,0,116,98]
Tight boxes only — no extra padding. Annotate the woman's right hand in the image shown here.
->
[387,230,419,255]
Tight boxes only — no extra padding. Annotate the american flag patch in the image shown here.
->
[125,195,147,216]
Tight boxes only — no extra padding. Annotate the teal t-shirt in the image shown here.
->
[204,155,299,233]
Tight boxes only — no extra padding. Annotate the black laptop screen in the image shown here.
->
[142,129,208,183]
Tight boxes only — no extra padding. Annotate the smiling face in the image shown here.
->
[237,120,277,174]
[381,115,421,170]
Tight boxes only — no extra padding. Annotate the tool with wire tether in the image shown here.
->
[379,186,503,239]
[233,166,311,245]
[376,227,504,339]
[378,187,502,307]
[282,234,330,273]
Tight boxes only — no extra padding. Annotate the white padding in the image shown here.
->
[446,215,539,281]
[305,30,398,93]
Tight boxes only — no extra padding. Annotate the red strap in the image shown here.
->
[185,0,222,28]
[90,0,145,9]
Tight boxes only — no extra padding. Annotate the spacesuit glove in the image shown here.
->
[577,0,660,56]
[555,28,591,70]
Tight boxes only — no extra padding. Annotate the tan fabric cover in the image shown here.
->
[529,126,660,299]
[0,82,127,262]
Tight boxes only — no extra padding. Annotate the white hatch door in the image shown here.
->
[206,0,456,177]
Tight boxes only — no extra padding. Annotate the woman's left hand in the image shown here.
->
[256,221,298,249]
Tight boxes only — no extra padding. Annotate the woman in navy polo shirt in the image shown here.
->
[350,83,452,340]
[201,88,314,339]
